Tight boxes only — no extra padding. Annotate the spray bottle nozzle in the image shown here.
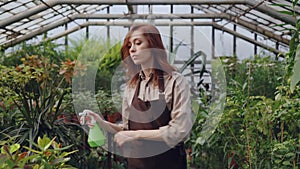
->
[79,110,95,125]
[79,112,87,117]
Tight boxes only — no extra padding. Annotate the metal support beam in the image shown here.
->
[170,5,174,53]
[212,19,215,58]
[212,22,282,55]
[76,13,290,45]
[0,0,295,29]
[190,6,195,84]
[233,24,236,56]
[275,41,280,60]
[45,21,215,40]
[191,7,195,56]
[73,13,225,20]
[2,20,274,55]
[247,1,295,26]
[254,33,258,55]
[46,0,247,5]
[107,7,110,43]
[65,23,68,52]
[86,19,89,40]
[2,13,289,49]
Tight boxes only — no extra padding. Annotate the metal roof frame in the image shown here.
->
[2,13,289,49]
[46,20,282,54]
[0,0,299,55]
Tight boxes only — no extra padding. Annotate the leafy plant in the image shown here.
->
[97,42,122,92]
[287,8,300,92]
[0,135,29,169]
[221,55,284,98]
[1,40,68,67]
[0,52,88,168]
[24,134,78,169]
[272,0,300,92]
[290,44,300,92]
[0,134,77,169]
[68,36,122,93]
[95,89,119,115]
[182,50,227,168]
[188,52,300,168]
[0,55,73,143]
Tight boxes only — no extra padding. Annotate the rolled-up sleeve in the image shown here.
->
[120,87,131,131]
[159,75,193,147]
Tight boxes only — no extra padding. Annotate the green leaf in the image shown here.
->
[60,150,78,157]
[53,144,74,151]
[9,144,20,154]
[179,50,206,73]
[279,11,294,16]
[282,161,291,166]
[290,44,300,92]
[23,146,43,154]
[33,164,40,169]
[285,152,295,157]
[7,159,14,168]
[274,159,282,164]
[50,157,70,165]
[37,135,52,151]
[169,41,183,65]
[270,3,291,7]
[293,0,299,7]
[42,136,56,151]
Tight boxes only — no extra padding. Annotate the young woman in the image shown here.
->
[80,24,193,169]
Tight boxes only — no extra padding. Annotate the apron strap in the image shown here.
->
[134,75,142,98]
[158,70,165,93]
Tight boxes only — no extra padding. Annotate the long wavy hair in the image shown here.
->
[121,24,175,87]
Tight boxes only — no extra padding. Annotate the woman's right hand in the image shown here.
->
[79,109,104,128]
[79,109,122,134]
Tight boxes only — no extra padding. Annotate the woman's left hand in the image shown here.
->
[114,131,139,146]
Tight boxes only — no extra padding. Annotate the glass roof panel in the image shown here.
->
[1,2,20,11]
[0,0,295,51]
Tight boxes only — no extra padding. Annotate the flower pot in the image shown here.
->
[106,112,121,123]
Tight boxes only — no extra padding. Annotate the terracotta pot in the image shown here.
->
[57,114,70,123]
[71,114,80,124]
[106,112,121,123]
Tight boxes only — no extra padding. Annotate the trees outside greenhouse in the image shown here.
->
[0,0,299,168]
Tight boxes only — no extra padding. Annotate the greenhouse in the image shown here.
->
[0,0,299,168]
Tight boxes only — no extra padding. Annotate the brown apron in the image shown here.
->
[126,72,187,169]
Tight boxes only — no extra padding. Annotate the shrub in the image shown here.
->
[0,134,77,169]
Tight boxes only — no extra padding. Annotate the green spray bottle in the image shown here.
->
[79,111,105,147]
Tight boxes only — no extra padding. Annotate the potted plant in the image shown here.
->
[95,89,121,123]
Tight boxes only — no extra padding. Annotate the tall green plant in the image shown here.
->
[188,55,299,168]
[0,54,88,168]
[221,55,285,98]
[286,0,300,93]
[97,42,122,92]
[182,51,227,168]
[69,37,122,92]
[290,44,300,92]
[272,0,300,92]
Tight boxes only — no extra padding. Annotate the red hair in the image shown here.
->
[121,24,175,86]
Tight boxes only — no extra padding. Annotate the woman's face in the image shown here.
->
[128,30,153,67]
